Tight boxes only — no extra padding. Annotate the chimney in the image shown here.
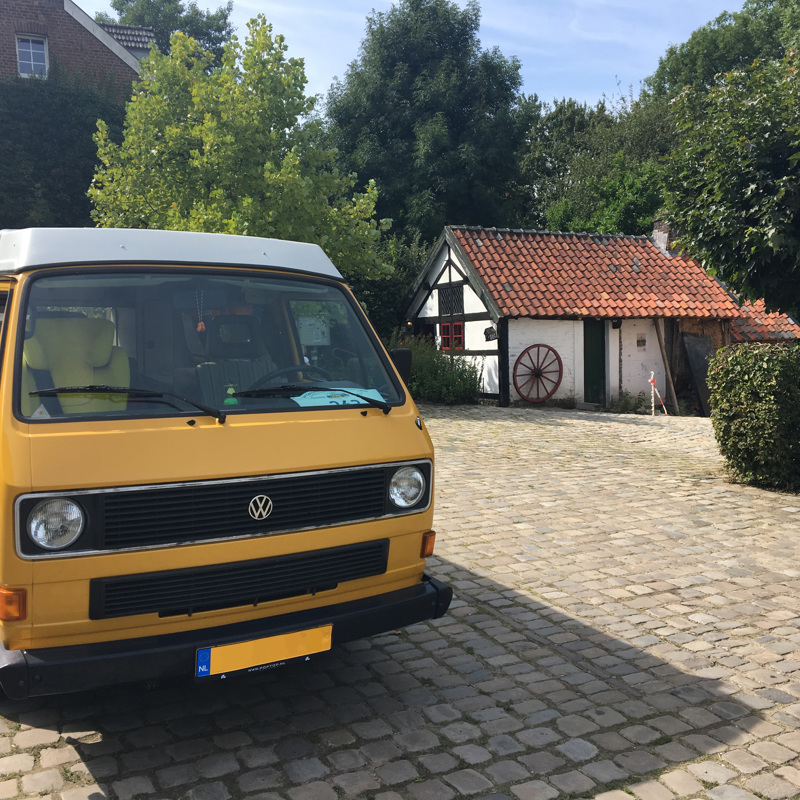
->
[652,217,673,256]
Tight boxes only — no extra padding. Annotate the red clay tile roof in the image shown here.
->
[730,299,800,342]
[450,226,742,319]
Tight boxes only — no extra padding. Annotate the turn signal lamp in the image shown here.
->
[421,530,437,558]
[0,588,26,621]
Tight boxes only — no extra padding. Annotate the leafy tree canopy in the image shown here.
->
[0,69,124,229]
[520,95,673,235]
[645,0,793,98]
[662,50,800,318]
[326,0,527,242]
[90,17,389,284]
[96,0,233,64]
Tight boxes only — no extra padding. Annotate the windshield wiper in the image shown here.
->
[233,384,392,415]
[30,385,227,424]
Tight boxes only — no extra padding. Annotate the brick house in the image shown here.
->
[404,225,754,412]
[1,0,149,98]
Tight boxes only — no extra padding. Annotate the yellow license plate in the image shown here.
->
[195,625,332,678]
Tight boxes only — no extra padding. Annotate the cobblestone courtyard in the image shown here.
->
[2,405,800,800]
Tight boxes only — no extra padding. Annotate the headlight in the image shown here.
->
[27,499,85,550]
[389,466,426,509]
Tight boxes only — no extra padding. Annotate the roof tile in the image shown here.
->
[450,226,742,319]
[730,299,800,342]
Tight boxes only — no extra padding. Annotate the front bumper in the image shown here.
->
[0,575,452,699]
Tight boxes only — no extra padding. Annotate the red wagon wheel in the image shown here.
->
[513,344,563,402]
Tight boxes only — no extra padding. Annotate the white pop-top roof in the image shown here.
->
[0,228,343,280]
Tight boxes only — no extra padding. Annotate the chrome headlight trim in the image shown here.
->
[388,466,426,509]
[27,498,85,551]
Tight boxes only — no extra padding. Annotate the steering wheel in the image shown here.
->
[247,363,333,391]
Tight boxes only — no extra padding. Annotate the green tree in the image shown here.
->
[522,95,672,235]
[520,98,611,228]
[325,0,527,243]
[96,0,232,64]
[0,69,124,229]
[646,0,788,98]
[662,50,800,318]
[90,17,389,283]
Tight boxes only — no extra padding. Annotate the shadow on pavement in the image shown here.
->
[1,404,799,799]
[0,557,797,800]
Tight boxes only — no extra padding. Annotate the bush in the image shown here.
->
[707,343,800,491]
[608,390,647,414]
[386,332,481,405]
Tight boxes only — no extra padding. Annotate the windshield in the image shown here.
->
[18,269,403,421]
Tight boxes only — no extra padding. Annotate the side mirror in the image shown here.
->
[389,347,412,386]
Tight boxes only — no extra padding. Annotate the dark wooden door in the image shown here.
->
[583,319,606,404]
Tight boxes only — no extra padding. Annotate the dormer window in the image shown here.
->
[17,36,48,77]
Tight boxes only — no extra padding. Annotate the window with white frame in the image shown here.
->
[17,36,48,77]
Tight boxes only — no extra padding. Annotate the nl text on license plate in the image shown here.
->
[195,625,333,679]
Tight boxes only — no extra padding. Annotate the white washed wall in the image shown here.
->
[614,319,667,402]
[508,319,581,402]
[463,282,484,314]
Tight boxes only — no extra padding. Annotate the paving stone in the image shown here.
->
[722,749,768,773]
[237,768,282,793]
[0,753,34,775]
[156,764,198,788]
[488,734,526,755]
[486,760,531,783]
[518,752,566,775]
[681,733,728,754]
[614,751,667,775]
[549,769,596,794]
[629,779,676,800]
[286,781,337,800]
[111,776,156,800]
[660,769,704,796]
[687,762,739,785]
[331,770,381,795]
[509,779,560,799]
[774,765,800,786]
[555,715,599,736]
[706,787,761,800]
[420,752,459,773]
[744,774,800,799]
[444,769,495,794]
[555,737,598,762]
[21,769,63,794]
[620,725,662,745]
[181,782,231,800]
[748,741,797,764]
[579,759,629,783]
[408,779,456,800]
[652,741,696,762]
[516,728,560,748]
[453,744,492,764]
[375,759,419,784]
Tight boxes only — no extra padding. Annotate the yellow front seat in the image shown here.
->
[22,318,130,416]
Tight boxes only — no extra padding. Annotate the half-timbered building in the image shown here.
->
[404,225,759,409]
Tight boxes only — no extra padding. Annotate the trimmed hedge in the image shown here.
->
[707,343,800,491]
[386,333,482,405]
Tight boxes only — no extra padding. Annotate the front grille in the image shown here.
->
[89,539,389,619]
[102,468,387,548]
[16,461,432,557]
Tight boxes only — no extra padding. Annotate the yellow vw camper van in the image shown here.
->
[0,227,450,698]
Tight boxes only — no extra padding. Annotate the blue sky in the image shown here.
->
[81,0,746,105]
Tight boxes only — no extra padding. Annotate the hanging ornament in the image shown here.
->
[196,291,206,333]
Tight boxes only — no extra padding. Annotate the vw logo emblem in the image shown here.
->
[248,495,273,520]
